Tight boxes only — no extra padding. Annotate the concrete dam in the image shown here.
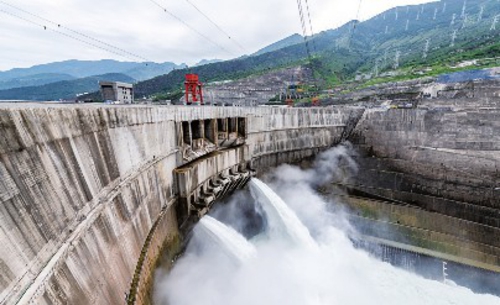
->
[0,100,499,304]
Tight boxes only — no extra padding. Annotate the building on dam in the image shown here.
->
[100,81,134,104]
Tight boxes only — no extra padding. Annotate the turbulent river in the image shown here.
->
[153,146,500,305]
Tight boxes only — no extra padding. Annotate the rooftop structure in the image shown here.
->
[99,81,134,104]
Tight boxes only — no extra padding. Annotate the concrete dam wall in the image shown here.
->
[0,104,360,305]
[347,104,500,272]
[1,99,499,305]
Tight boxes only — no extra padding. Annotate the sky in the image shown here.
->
[0,0,436,71]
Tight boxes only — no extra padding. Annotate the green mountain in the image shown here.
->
[0,73,135,101]
[195,59,223,66]
[123,62,186,81]
[340,0,500,81]
[0,73,76,90]
[133,21,366,98]
[252,34,304,56]
[135,0,500,98]
[0,59,184,89]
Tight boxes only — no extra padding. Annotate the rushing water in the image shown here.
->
[248,178,317,249]
[154,146,500,305]
[195,215,256,265]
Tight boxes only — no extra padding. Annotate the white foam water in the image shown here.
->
[249,178,317,249]
[154,168,500,305]
[196,215,256,264]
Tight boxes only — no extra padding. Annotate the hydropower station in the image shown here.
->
[0,78,499,305]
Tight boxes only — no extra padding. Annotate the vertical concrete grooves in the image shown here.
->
[11,156,176,305]
[0,105,177,305]
[348,106,500,270]
[350,108,498,208]
[0,104,354,305]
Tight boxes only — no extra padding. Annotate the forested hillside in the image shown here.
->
[135,0,500,98]
[0,73,135,101]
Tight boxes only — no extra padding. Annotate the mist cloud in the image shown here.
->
[153,143,500,305]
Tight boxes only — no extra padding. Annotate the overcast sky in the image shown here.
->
[0,0,435,71]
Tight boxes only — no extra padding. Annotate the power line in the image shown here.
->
[148,0,235,57]
[0,1,152,62]
[295,0,321,98]
[296,0,311,58]
[348,0,363,49]
[0,8,148,62]
[182,0,247,53]
[303,0,317,53]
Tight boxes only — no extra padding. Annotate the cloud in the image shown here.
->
[0,0,435,70]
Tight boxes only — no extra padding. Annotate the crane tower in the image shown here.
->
[185,74,204,105]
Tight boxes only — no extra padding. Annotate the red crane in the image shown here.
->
[184,74,204,105]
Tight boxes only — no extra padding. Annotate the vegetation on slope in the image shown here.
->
[134,0,499,99]
[0,73,75,90]
[17,0,497,101]
[0,73,135,101]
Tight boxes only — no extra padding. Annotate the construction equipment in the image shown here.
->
[284,72,302,107]
[185,74,204,105]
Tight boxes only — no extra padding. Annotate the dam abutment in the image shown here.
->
[345,105,500,274]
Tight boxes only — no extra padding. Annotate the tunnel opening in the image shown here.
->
[238,117,246,137]
[204,119,215,143]
[228,117,237,133]
[217,118,227,133]
[182,121,191,145]
[191,120,202,140]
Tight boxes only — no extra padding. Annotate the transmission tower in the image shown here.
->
[451,13,456,25]
[395,8,399,21]
[478,5,484,23]
[462,14,468,29]
[442,2,447,13]
[423,39,430,59]
[491,15,499,30]
[394,50,401,69]
[461,0,467,18]
[405,19,410,31]
[385,25,389,34]
[451,29,458,47]
[433,8,438,20]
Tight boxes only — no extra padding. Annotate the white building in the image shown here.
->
[99,81,134,104]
